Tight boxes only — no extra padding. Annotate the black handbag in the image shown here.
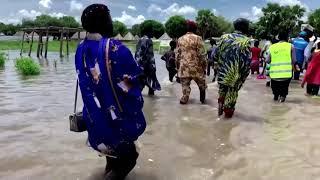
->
[69,79,87,132]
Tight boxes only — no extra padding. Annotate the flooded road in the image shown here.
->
[0,51,320,180]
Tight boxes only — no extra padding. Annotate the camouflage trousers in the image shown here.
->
[180,77,207,103]
[218,84,239,110]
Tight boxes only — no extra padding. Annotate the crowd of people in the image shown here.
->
[74,3,319,180]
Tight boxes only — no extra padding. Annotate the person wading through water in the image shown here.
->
[161,40,178,82]
[207,38,218,82]
[135,24,161,96]
[176,20,207,105]
[215,18,251,118]
[76,4,146,180]
[267,31,297,102]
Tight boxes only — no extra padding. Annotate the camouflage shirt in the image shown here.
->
[176,32,207,78]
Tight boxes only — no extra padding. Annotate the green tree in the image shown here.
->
[131,24,141,36]
[34,15,63,27]
[22,19,37,28]
[59,16,80,28]
[2,24,18,35]
[308,8,320,34]
[196,9,217,39]
[255,3,305,39]
[0,22,6,33]
[140,20,165,39]
[165,15,187,39]
[215,16,233,36]
[113,21,128,37]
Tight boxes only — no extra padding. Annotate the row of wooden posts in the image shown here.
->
[20,27,82,58]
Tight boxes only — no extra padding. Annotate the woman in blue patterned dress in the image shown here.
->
[75,4,146,180]
[215,18,251,118]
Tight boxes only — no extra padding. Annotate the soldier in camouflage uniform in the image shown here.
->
[176,20,207,104]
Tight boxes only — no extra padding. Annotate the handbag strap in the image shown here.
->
[73,79,79,114]
[105,38,123,112]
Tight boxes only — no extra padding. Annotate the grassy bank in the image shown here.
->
[0,40,78,54]
[0,40,162,54]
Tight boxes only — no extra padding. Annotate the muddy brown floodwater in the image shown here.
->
[0,51,320,180]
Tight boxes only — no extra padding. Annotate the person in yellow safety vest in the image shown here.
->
[266,31,297,103]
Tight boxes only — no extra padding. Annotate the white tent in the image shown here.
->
[159,33,172,40]
[123,32,135,41]
[29,32,39,37]
[114,33,123,40]
[134,35,140,40]
[13,31,24,37]
[71,31,87,40]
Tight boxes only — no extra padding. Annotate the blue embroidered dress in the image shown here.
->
[75,34,146,154]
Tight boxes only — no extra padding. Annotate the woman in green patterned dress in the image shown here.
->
[215,18,251,118]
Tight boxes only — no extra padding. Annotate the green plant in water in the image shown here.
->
[0,52,5,68]
[15,57,40,76]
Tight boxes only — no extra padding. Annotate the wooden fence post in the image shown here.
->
[20,31,26,56]
[66,29,69,56]
[40,34,43,57]
[78,31,81,43]
[36,32,41,58]
[28,31,35,57]
[60,28,64,58]
[44,27,50,58]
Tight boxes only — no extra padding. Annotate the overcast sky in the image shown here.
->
[0,0,319,27]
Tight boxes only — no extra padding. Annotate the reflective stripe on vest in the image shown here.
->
[269,42,293,79]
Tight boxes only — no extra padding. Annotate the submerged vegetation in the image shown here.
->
[0,52,5,68]
[15,57,40,76]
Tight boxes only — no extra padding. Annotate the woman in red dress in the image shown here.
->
[302,42,320,96]
[250,41,261,74]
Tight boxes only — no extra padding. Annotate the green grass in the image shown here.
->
[15,57,41,76]
[0,40,162,54]
[0,40,78,54]
[0,52,5,68]
[122,41,161,53]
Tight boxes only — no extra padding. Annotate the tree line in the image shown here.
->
[114,10,233,39]
[0,15,81,36]
[117,3,320,40]
[0,3,319,39]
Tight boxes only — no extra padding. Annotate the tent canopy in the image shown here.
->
[123,32,135,41]
[114,33,123,40]
[29,32,39,37]
[71,31,87,40]
[159,33,172,40]
[14,31,24,36]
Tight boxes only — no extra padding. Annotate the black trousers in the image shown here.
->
[207,62,217,81]
[167,67,177,82]
[207,62,213,76]
[271,79,291,98]
[294,63,303,80]
[307,84,320,96]
[105,141,139,180]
